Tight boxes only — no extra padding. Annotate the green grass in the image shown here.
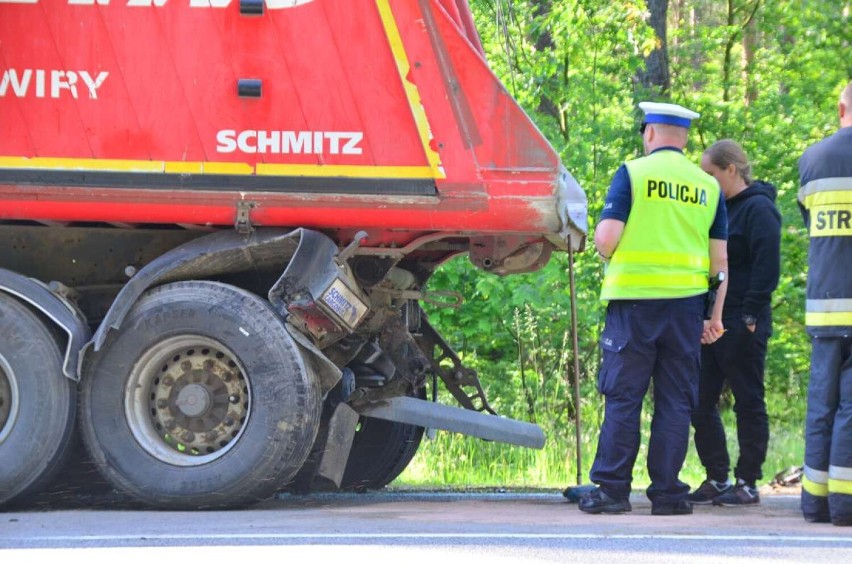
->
[397,407,805,491]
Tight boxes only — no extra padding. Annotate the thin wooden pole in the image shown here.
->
[568,237,583,486]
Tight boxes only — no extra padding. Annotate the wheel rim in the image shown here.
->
[125,335,251,467]
[0,354,20,445]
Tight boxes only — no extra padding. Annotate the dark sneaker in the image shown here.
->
[578,488,632,514]
[713,481,760,506]
[688,479,732,504]
[652,499,693,516]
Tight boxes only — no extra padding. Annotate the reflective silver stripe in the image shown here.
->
[799,177,852,202]
[807,298,852,313]
[805,465,829,484]
[829,465,852,481]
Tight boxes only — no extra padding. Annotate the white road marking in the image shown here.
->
[4,532,851,543]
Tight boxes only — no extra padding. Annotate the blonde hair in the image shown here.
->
[704,139,753,185]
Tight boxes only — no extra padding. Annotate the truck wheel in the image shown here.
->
[341,392,425,491]
[29,431,128,508]
[0,294,76,507]
[80,281,321,509]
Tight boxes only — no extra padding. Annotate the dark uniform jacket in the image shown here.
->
[798,126,852,337]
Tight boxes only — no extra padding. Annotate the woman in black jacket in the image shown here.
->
[688,139,782,506]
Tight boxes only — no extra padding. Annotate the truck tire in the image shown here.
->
[0,293,76,507]
[80,281,321,509]
[341,394,425,491]
[29,431,130,508]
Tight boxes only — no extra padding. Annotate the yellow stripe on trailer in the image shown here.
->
[0,156,165,173]
[375,0,445,180]
[256,163,437,179]
[0,157,437,180]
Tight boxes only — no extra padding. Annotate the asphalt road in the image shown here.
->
[2,490,851,563]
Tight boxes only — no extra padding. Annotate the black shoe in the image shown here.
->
[687,479,732,504]
[804,512,830,523]
[713,480,759,506]
[578,488,632,514]
[832,516,852,527]
[651,499,693,516]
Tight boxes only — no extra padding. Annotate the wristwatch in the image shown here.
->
[742,314,758,326]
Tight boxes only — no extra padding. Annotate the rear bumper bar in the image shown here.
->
[354,396,546,449]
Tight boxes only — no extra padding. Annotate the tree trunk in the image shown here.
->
[722,0,735,103]
[742,10,758,106]
[689,1,704,90]
[636,0,671,96]
[670,0,685,68]
[526,0,562,129]
[532,0,553,51]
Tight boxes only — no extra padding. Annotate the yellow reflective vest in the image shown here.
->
[601,150,721,301]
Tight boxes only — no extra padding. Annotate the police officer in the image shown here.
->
[797,80,852,527]
[579,102,728,516]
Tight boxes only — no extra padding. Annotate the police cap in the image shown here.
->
[639,102,700,129]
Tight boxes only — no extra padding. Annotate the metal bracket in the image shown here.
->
[337,230,368,264]
[414,309,497,415]
[235,201,256,234]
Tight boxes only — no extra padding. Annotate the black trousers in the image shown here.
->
[691,313,770,485]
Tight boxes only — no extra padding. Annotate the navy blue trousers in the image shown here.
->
[691,312,770,485]
[802,336,852,523]
[590,296,704,503]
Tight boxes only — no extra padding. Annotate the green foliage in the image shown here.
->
[402,0,849,489]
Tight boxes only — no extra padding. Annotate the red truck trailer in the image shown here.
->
[0,0,587,509]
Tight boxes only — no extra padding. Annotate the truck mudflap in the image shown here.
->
[0,268,89,381]
[89,227,302,351]
[353,396,546,449]
[269,228,370,348]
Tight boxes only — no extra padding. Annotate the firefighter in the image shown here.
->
[580,102,728,516]
[797,80,852,527]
